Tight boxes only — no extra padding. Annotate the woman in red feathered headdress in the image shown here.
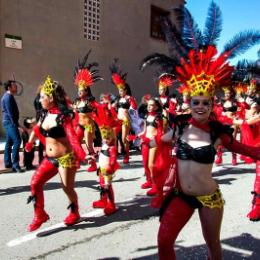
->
[110,59,137,164]
[73,50,103,172]
[141,2,260,259]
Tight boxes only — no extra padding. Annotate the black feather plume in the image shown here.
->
[203,1,222,46]
[175,6,203,51]
[222,30,260,59]
[160,16,188,59]
[140,53,177,72]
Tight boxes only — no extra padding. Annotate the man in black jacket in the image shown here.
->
[1,80,24,172]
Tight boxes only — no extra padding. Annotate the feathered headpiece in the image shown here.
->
[74,50,103,90]
[93,105,117,140]
[178,84,190,96]
[141,1,260,97]
[158,73,175,89]
[233,83,247,95]
[110,58,127,90]
[232,51,260,94]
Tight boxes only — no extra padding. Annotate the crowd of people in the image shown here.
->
[1,1,260,259]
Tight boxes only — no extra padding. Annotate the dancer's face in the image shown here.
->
[147,100,157,113]
[78,88,87,99]
[158,86,166,96]
[119,88,126,97]
[39,91,53,110]
[224,90,231,100]
[190,96,212,123]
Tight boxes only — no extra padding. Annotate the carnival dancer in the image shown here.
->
[233,59,260,221]
[92,103,120,215]
[110,59,137,164]
[176,85,191,115]
[25,76,86,232]
[234,108,260,221]
[146,2,260,259]
[138,98,164,196]
[241,79,260,163]
[158,63,260,259]
[157,74,175,116]
[215,87,238,165]
[73,51,103,172]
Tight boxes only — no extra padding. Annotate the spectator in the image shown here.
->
[22,117,37,170]
[33,93,44,163]
[1,80,24,172]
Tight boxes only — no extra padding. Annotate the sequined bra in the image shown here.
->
[40,125,66,138]
[76,105,93,113]
[176,138,216,164]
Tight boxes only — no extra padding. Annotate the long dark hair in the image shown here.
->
[52,82,73,116]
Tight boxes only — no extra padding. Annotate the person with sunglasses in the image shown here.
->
[157,60,260,259]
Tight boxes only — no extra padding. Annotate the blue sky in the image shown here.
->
[186,0,260,65]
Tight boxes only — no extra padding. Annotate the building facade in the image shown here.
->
[0,0,183,135]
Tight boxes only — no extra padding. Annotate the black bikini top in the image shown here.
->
[76,105,93,113]
[145,115,160,128]
[39,113,67,138]
[223,106,237,112]
[40,125,66,138]
[176,139,216,164]
[118,98,130,109]
[172,114,234,164]
[222,100,237,112]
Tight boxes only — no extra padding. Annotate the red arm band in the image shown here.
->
[109,146,117,167]
[129,96,137,110]
[108,145,120,173]
[25,142,33,152]
[221,134,260,161]
[63,118,86,161]
[237,101,250,110]
[33,125,46,146]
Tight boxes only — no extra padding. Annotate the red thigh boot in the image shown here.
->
[123,149,130,164]
[87,159,97,172]
[28,158,58,232]
[215,146,223,165]
[104,185,117,215]
[64,200,80,226]
[158,196,194,260]
[75,125,84,142]
[232,153,237,166]
[141,143,152,189]
[93,176,107,208]
[247,161,260,221]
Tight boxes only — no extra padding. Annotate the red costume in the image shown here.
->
[26,77,86,232]
[142,2,260,257]
[73,51,103,172]
[92,104,120,215]
[110,59,137,164]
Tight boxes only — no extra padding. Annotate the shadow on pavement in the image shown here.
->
[0,175,141,197]
[37,195,157,237]
[133,233,260,260]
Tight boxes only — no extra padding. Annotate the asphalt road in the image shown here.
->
[0,151,259,260]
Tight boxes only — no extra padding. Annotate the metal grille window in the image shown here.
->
[150,5,169,41]
[84,0,100,41]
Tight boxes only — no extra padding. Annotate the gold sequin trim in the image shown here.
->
[196,189,225,209]
[57,152,77,168]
